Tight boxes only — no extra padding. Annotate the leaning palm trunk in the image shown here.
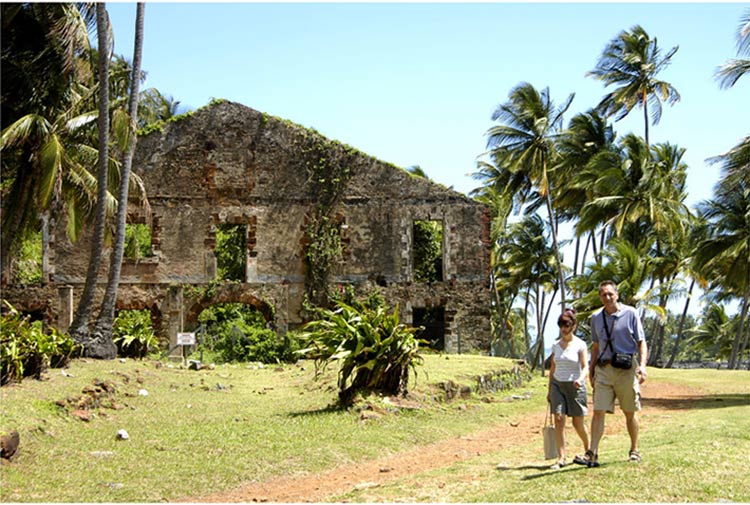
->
[544,190,566,308]
[69,3,115,359]
[666,277,695,368]
[94,2,145,339]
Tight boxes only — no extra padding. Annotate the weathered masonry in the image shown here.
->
[3,100,492,353]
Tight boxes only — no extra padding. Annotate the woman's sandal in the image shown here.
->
[550,458,567,470]
[573,450,594,466]
[629,449,642,463]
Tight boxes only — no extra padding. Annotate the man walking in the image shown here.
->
[584,280,648,467]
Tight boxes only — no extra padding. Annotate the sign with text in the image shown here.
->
[176,332,196,346]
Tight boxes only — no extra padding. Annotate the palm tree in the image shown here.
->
[500,214,559,369]
[715,9,750,89]
[471,161,524,357]
[587,25,680,147]
[94,2,146,340]
[666,214,709,368]
[486,82,574,307]
[137,89,183,127]
[693,157,750,369]
[1,3,94,129]
[685,303,737,364]
[579,134,690,250]
[637,142,691,365]
[1,3,96,279]
[555,109,617,276]
[575,238,661,329]
[69,3,115,358]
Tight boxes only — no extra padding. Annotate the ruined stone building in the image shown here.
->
[3,100,492,353]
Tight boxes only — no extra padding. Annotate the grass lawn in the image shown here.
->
[0,355,748,502]
[335,367,750,503]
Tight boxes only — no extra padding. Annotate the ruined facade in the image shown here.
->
[3,100,492,353]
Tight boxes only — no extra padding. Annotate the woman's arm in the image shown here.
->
[577,342,589,388]
[547,355,556,402]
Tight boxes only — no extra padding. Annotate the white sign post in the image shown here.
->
[176,332,196,362]
[176,332,196,346]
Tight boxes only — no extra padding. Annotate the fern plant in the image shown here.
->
[298,300,424,405]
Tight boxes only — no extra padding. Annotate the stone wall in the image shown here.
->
[4,100,492,353]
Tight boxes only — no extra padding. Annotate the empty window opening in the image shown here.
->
[413,220,443,283]
[196,303,274,363]
[413,306,445,351]
[12,230,42,284]
[124,223,153,260]
[216,223,247,281]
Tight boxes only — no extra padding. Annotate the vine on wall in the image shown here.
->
[300,134,355,307]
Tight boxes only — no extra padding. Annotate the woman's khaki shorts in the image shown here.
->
[593,362,641,413]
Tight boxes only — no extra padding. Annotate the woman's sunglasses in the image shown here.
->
[557,320,573,328]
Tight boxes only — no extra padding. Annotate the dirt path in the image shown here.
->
[190,379,700,503]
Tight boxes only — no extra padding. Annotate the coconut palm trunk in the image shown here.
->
[544,189,567,308]
[94,2,145,338]
[69,3,115,359]
[666,277,694,368]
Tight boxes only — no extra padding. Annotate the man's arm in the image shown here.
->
[637,338,648,383]
[589,341,599,385]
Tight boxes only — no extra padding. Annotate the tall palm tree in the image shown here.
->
[643,142,691,365]
[1,3,96,279]
[711,10,750,368]
[579,134,690,250]
[666,214,709,368]
[715,9,750,89]
[486,82,574,307]
[587,25,680,147]
[693,156,750,369]
[500,214,559,369]
[69,3,115,358]
[94,2,146,340]
[555,109,617,276]
[471,161,523,357]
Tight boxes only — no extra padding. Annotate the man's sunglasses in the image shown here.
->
[557,320,573,328]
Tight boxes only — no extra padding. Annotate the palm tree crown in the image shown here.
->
[587,25,680,145]
[715,9,750,89]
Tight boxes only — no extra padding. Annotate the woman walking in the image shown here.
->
[547,308,591,469]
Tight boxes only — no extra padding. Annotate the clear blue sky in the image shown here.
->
[108,2,747,206]
[106,2,748,347]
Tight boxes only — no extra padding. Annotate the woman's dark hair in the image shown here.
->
[557,307,577,326]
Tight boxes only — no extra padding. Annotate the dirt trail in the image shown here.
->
[190,379,700,503]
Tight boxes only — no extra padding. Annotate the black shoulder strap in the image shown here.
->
[602,311,615,355]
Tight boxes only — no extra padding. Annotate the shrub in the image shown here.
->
[124,223,153,260]
[1,301,78,385]
[12,231,42,284]
[298,300,424,405]
[197,303,297,364]
[112,310,158,359]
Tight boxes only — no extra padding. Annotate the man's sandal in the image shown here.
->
[587,453,600,468]
[629,450,642,463]
[573,450,594,466]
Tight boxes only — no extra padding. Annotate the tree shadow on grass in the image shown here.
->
[644,393,749,411]
[286,404,347,417]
